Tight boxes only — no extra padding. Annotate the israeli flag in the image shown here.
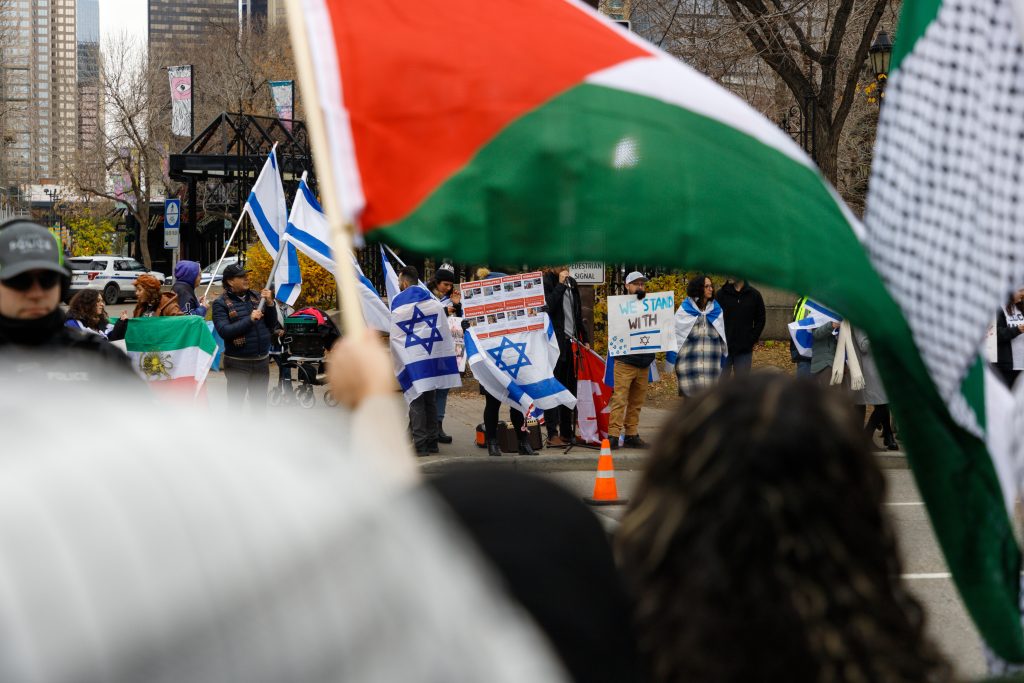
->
[788,299,842,359]
[284,175,390,332]
[390,285,462,403]
[465,315,577,417]
[380,244,401,305]
[243,147,301,305]
[665,298,727,365]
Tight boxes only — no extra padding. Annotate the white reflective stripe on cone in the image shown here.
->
[596,471,616,479]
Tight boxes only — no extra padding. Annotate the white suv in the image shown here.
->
[68,256,165,305]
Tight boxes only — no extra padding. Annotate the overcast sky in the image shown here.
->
[98,0,147,48]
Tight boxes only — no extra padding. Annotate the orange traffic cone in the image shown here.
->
[583,439,628,506]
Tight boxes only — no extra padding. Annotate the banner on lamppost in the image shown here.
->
[269,80,294,132]
[168,65,193,138]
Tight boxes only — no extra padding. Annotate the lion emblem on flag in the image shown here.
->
[139,352,174,380]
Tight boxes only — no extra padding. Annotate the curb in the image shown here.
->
[419,450,908,474]
[418,451,649,474]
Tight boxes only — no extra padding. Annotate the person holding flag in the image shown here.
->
[390,266,461,456]
[428,267,461,444]
[212,263,277,411]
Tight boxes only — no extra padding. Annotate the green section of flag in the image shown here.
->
[891,0,942,72]
[371,81,1024,659]
[124,316,218,356]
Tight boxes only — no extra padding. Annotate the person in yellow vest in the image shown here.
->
[790,296,812,377]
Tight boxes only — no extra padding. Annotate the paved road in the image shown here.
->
[543,469,986,679]
[98,310,986,677]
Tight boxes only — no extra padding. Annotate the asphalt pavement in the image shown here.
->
[104,302,985,677]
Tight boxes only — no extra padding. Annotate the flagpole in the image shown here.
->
[257,241,287,313]
[202,211,246,301]
[285,0,365,335]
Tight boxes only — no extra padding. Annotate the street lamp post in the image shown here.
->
[869,31,894,103]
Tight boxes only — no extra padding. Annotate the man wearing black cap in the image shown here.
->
[0,219,132,377]
[428,266,461,444]
[212,262,277,411]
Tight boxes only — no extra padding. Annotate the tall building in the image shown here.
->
[0,0,78,186]
[240,0,286,27]
[148,0,238,60]
[77,0,101,152]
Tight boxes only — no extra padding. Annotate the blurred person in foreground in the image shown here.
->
[618,373,951,683]
[65,289,128,341]
[0,219,132,379]
[0,331,569,683]
[431,468,643,682]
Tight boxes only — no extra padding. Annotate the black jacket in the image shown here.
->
[543,272,588,344]
[716,282,766,354]
[995,309,1022,378]
[212,290,278,358]
[0,309,136,383]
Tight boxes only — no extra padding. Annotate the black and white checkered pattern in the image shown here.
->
[864,0,1024,435]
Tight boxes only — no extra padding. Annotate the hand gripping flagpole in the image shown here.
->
[201,142,278,302]
[285,0,365,335]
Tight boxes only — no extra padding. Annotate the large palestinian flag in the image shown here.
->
[290,0,1024,662]
[124,317,218,397]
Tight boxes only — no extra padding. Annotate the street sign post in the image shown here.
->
[164,198,181,250]
[569,262,606,285]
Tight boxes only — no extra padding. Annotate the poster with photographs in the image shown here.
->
[460,272,546,339]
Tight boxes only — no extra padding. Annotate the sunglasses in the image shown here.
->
[2,270,61,292]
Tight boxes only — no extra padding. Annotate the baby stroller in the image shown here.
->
[270,308,341,408]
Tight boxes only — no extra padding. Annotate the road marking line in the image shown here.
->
[885,502,924,506]
[901,572,951,580]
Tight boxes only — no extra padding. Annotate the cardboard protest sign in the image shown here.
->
[607,291,676,357]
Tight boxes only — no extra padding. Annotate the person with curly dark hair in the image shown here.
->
[617,373,952,683]
[65,289,128,341]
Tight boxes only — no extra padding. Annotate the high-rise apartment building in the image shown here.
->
[77,0,101,152]
[0,0,78,186]
[148,0,238,60]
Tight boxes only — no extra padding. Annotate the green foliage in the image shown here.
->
[244,243,338,310]
[70,216,116,256]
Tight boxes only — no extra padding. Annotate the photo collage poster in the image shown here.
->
[459,272,546,339]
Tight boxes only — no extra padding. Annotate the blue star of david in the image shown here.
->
[397,305,444,354]
[488,336,532,379]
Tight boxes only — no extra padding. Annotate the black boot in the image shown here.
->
[518,434,537,455]
[487,439,502,457]
[437,421,453,444]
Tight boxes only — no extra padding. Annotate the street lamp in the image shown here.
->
[869,31,894,102]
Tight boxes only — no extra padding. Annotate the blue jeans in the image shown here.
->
[435,387,449,421]
[721,351,753,379]
[795,359,812,377]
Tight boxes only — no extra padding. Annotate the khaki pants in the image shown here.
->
[608,362,649,439]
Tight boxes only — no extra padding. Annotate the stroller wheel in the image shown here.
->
[268,387,284,407]
[297,386,316,409]
[323,390,338,408]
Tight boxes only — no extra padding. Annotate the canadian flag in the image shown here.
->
[575,341,612,445]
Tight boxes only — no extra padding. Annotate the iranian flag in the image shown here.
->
[124,317,218,397]
[289,0,1024,662]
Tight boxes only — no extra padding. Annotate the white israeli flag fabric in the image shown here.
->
[284,176,391,332]
[465,315,577,417]
[243,148,301,306]
[380,245,401,306]
[390,285,462,403]
[787,299,843,359]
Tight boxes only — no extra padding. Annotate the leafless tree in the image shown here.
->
[633,0,893,184]
[66,33,169,268]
